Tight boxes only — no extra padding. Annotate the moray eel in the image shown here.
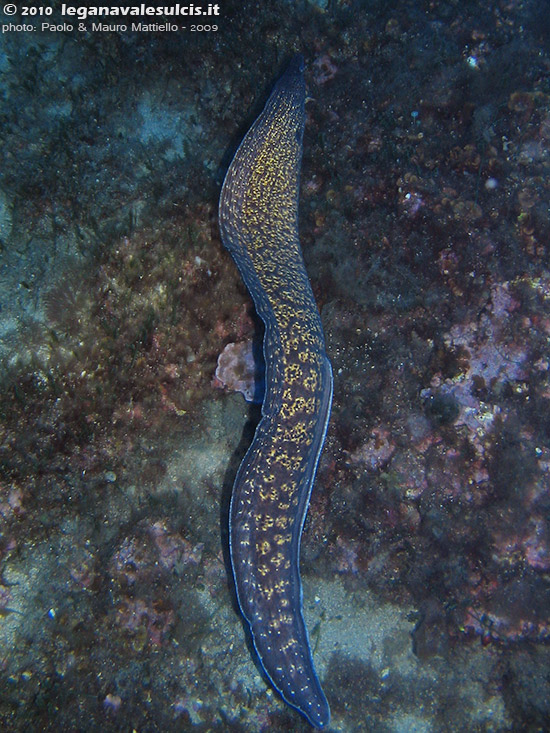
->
[219,56,332,728]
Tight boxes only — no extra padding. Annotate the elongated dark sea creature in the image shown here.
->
[219,56,332,728]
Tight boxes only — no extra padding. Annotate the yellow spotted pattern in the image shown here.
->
[219,57,332,729]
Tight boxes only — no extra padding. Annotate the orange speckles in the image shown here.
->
[303,372,319,391]
[274,533,291,545]
[260,584,275,601]
[256,539,271,556]
[279,482,296,495]
[284,363,303,383]
[291,421,308,440]
[271,551,285,568]
[256,487,279,506]
[275,516,290,529]
[260,514,275,531]
[280,392,316,418]
[295,456,304,469]
[300,330,318,347]
[280,638,298,653]
[274,579,290,594]
[274,453,293,470]
[293,396,307,412]
[279,403,295,419]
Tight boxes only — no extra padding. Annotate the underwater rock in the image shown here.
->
[347,427,395,471]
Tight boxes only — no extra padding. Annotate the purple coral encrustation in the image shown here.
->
[213,340,265,403]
